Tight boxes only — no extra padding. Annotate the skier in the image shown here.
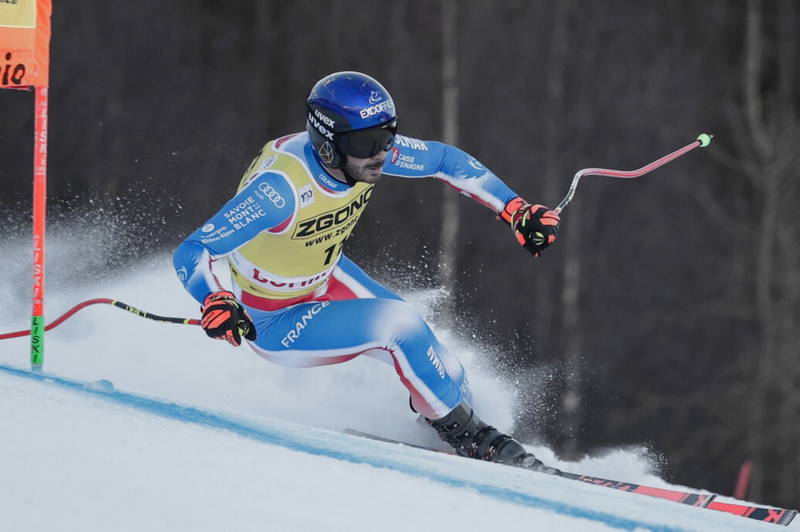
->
[173,71,561,473]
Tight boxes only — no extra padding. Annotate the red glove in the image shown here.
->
[500,197,560,257]
[200,291,257,346]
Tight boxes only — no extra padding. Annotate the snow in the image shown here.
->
[0,252,791,531]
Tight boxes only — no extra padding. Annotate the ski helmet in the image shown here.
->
[306,71,398,169]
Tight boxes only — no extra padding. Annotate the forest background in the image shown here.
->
[1,0,799,508]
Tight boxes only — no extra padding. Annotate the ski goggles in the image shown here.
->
[338,120,398,159]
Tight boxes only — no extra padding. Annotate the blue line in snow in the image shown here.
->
[1,364,693,532]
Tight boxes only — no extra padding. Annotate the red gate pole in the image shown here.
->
[31,84,48,370]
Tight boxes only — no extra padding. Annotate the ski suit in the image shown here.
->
[173,132,519,420]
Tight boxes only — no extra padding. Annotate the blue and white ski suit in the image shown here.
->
[173,132,519,420]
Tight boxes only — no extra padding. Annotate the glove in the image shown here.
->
[200,291,257,346]
[500,197,560,257]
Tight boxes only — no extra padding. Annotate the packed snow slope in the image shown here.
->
[0,253,789,531]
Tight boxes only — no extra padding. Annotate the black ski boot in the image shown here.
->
[427,400,562,475]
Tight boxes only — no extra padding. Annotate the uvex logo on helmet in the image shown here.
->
[308,109,335,141]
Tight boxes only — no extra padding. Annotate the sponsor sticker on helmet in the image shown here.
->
[318,142,335,164]
[359,100,395,119]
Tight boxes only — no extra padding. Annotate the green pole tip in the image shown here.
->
[697,133,713,147]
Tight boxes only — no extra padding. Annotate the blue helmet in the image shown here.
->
[306,71,398,169]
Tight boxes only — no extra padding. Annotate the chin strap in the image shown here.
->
[340,168,359,187]
[326,163,358,187]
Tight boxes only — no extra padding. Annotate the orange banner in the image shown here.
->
[0,0,51,88]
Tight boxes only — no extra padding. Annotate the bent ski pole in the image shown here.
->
[0,298,200,341]
[553,133,713,215]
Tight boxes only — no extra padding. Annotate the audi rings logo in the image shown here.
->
[258,182,286,208]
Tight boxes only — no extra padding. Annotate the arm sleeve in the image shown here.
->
[173,171,298,304]
[381,135,519,212]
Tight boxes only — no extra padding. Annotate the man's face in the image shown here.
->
[343,151,388,184]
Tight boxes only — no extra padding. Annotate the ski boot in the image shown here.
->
[427,400,562,475]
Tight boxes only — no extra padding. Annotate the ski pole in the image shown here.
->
[0,298,200,341]
[553,133,713,215]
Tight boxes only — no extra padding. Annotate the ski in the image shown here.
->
[344,429,713,508]
[559,472,714,508]
[706,500,797,526]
